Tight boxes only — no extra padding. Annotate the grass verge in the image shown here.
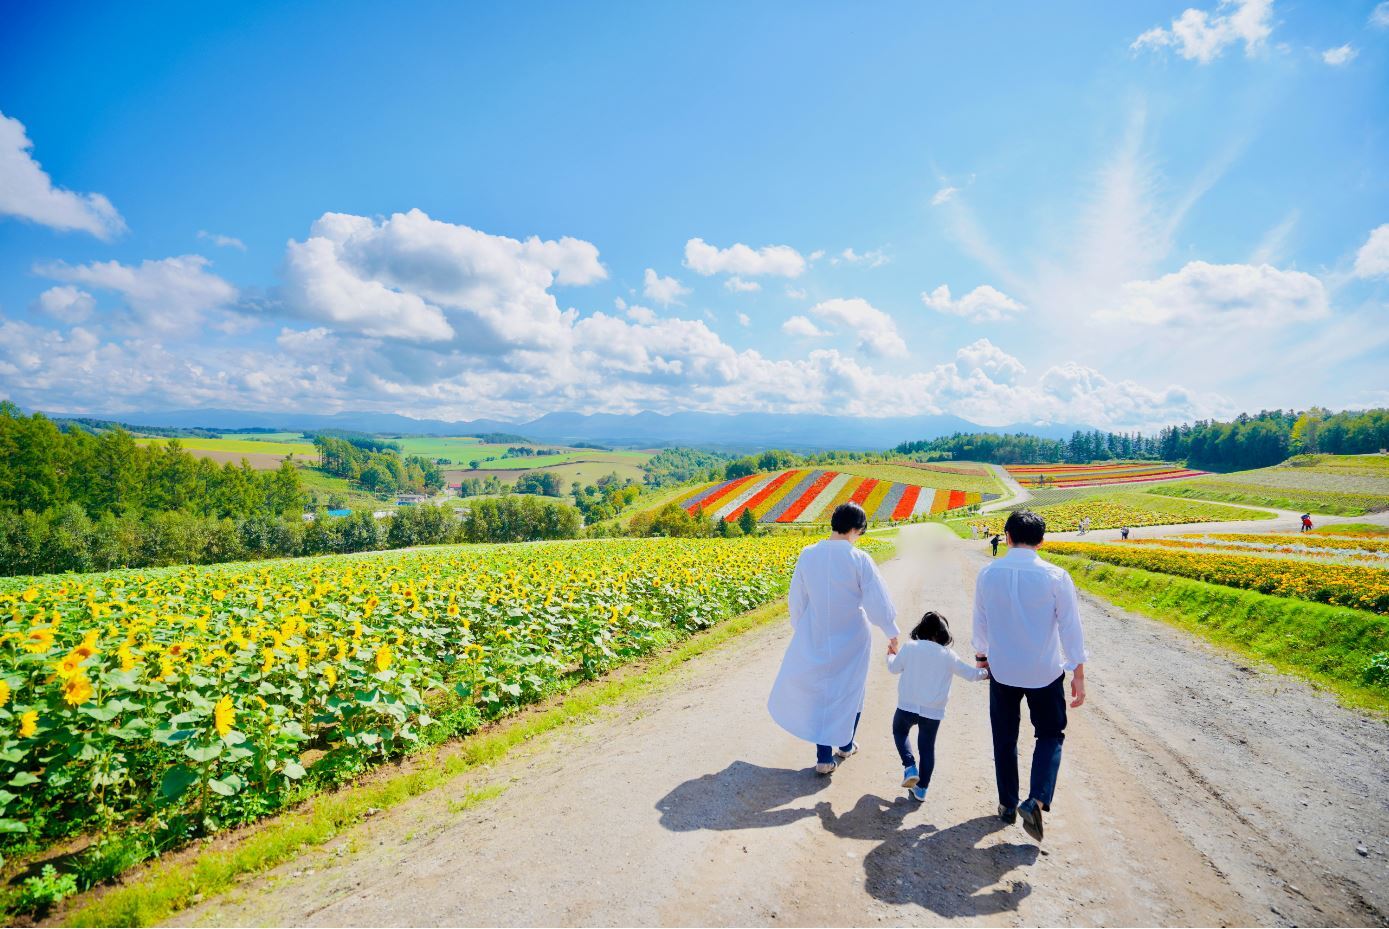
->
[56,539,896,928]
[1044,552,1389,714]
[1311,522,1389,537]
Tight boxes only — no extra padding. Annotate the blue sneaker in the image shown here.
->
[901,765,919,788]
[1018,798,1044,841]
[909,785,927,802]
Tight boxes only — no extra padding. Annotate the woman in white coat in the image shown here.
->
[768,502,899,774]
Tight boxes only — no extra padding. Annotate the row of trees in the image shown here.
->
[312,435,443,495]
[0,496,583,576]
[894,408,1388,471]
[0,404,304,519]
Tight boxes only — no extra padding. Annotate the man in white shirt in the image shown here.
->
[971,509,1088,842]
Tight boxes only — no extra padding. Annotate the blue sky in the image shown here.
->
[1,0,1386,429]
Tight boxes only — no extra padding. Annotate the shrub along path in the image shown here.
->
[160,525,1386,928]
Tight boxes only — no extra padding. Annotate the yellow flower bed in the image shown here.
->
[1044,541,1389,614]
[0,535,823,851]
[978,493,1265,533]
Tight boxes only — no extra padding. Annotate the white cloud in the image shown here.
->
[1131,0,1274,64]
[1104,261,1328,326]
[1322,44,1357,66]
[1354,224,1389,279]
[0,110,125,240]
[32,285,96,324]
[921,284,1025,322]
[198,230,246,250]
[282,209,604,348]
[683,237,806,277]
[1371,2,1389,27]
[955,338,1025,384]
[931,186,958,206]
[736,312,751,327]
[785,287,807,300]
[781,315,829,338]
[724,276,761,292]
[807,250,826,263]
[36,255,237,333]
[807,298,908,358]
[642,268,689,306]
[833,247,890,268]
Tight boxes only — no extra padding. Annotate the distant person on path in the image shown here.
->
[972,510,1088,843]
[1301,513,1313,533]
[1120,526,1130,541]
[885,611,988,802]
[769,502,899,775]
[989,533,1002,557]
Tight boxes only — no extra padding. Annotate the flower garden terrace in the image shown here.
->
[673,468,1000,525]
[1005,461,1210,489]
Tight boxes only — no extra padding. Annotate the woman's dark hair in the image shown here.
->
[830,502,868,535]
[911,611,952,646]
[1003,509,1046,546]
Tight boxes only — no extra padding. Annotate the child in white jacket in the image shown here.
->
[886,611,988,801]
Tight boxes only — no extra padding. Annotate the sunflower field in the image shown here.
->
[0,535,820,862]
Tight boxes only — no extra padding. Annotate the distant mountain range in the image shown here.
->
[42,407,1093,451]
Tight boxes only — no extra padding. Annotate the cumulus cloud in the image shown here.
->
[1353,224,1389,279]
[725,276,761,292]
[282,209,605,349]
[1131,0,1273,64]
[198,230,246,250]
[807,298,908,358]
[955,338,1025,384]
[737,312,751,327]
[1103,261,1328,326]
[32,285,96,324]
[781,315,829,338]
[1372,2,1389,27]
[642,268,689,306]
[36,255,237,333]
[684,237,806,277]
[0,110,125,240]
[931,186,958,206]
[1322,44,1357,66]
[921,284,1025,322]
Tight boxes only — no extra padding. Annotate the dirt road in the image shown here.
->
[170,525,1389,927]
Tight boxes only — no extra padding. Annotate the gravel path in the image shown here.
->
[168,525,1389,928]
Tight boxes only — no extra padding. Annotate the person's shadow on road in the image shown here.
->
[655,760,831,831]
[821,796,1038,918]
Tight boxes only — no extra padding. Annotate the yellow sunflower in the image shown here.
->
[213,695,235,737]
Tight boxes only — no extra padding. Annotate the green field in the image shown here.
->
[294,465,382,509]
[390,436,484,461]
[217,432,310,443]
[1148,454,1389,516]
[133,436,318,456]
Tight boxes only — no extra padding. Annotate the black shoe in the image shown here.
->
[1019,799,1044,841]
[997,803,1016,824]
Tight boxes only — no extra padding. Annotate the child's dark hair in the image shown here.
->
[910,611,952,646]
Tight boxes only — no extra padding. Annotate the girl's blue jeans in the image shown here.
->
[815,712,861,764]
[892,709,941,786]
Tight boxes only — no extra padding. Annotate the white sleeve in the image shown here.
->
[886,648,906,674]
[970,570,989,658]
[949,648,989,682]
[1055,570,1088,670]
[788,555,810,630]
[858,552,899,637]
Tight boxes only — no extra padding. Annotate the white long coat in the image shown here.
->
[768,539,899,747]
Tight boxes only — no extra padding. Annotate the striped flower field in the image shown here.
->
[673,469,998,524]
[1005,461,1209,489]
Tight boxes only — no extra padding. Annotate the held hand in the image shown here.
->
[887,636,900,655]
[974,653,988,669]
[1070,673,1086,708]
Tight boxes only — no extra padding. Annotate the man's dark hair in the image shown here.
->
[910,610,952,646]
[1003,509,1045,546]
[830,502,868,535]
